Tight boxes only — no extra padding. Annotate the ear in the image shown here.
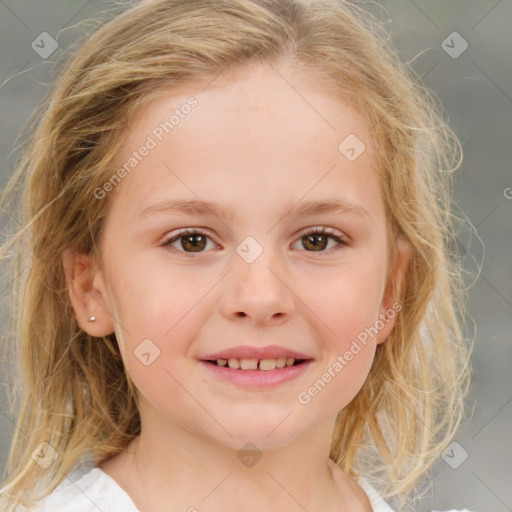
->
[62,246,115,337]
[376,236,411,345]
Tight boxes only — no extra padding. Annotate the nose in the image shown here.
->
[218,249,295,325]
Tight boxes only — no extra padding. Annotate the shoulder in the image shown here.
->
[357,477,395,512]
[24,467,139,512]
[357,478,477,512]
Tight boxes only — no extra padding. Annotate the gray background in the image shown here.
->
[0,1,511,511]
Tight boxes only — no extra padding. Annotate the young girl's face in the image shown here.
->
[91,61,400,450]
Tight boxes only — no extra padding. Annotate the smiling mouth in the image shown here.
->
[202,357,308,370]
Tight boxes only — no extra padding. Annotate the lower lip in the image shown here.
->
[199,360,313,388]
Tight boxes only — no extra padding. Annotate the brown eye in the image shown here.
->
[180,233,207,252]
[302,232,329,251]
[162,227,347,256]
[162,229,214,253]
[294,227,347,253]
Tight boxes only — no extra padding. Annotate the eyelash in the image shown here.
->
[161,226,348,256]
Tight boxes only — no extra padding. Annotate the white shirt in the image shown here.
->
[23,465,474,512]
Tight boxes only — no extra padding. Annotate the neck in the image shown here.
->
[99,405,371,512]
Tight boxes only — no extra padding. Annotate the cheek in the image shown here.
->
[294,255,385,407]
[108,257,221,381]
[305,255,386,340]
[124,352,214,439]
[297,276,380,416]
[109,253,213,336]
[298,343,374,420]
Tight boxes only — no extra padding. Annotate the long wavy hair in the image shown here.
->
[0,0,473,509]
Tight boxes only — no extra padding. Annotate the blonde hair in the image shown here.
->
[0,0,473,509]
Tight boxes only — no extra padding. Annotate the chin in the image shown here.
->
[204,417,307,452]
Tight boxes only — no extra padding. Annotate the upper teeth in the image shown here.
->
[215,357,296,370]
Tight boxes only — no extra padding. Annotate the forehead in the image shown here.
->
[123,60,374,153]
[105,61,382,225]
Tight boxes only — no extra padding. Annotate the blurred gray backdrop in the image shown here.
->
[0,1,511,511]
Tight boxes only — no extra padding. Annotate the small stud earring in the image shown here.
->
[88,316,96,322]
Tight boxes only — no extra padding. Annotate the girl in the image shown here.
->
[0,0,474,510]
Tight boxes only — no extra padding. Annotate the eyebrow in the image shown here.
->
[138,197,372,222]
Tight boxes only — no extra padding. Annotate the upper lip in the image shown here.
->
[200,345,313,361]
